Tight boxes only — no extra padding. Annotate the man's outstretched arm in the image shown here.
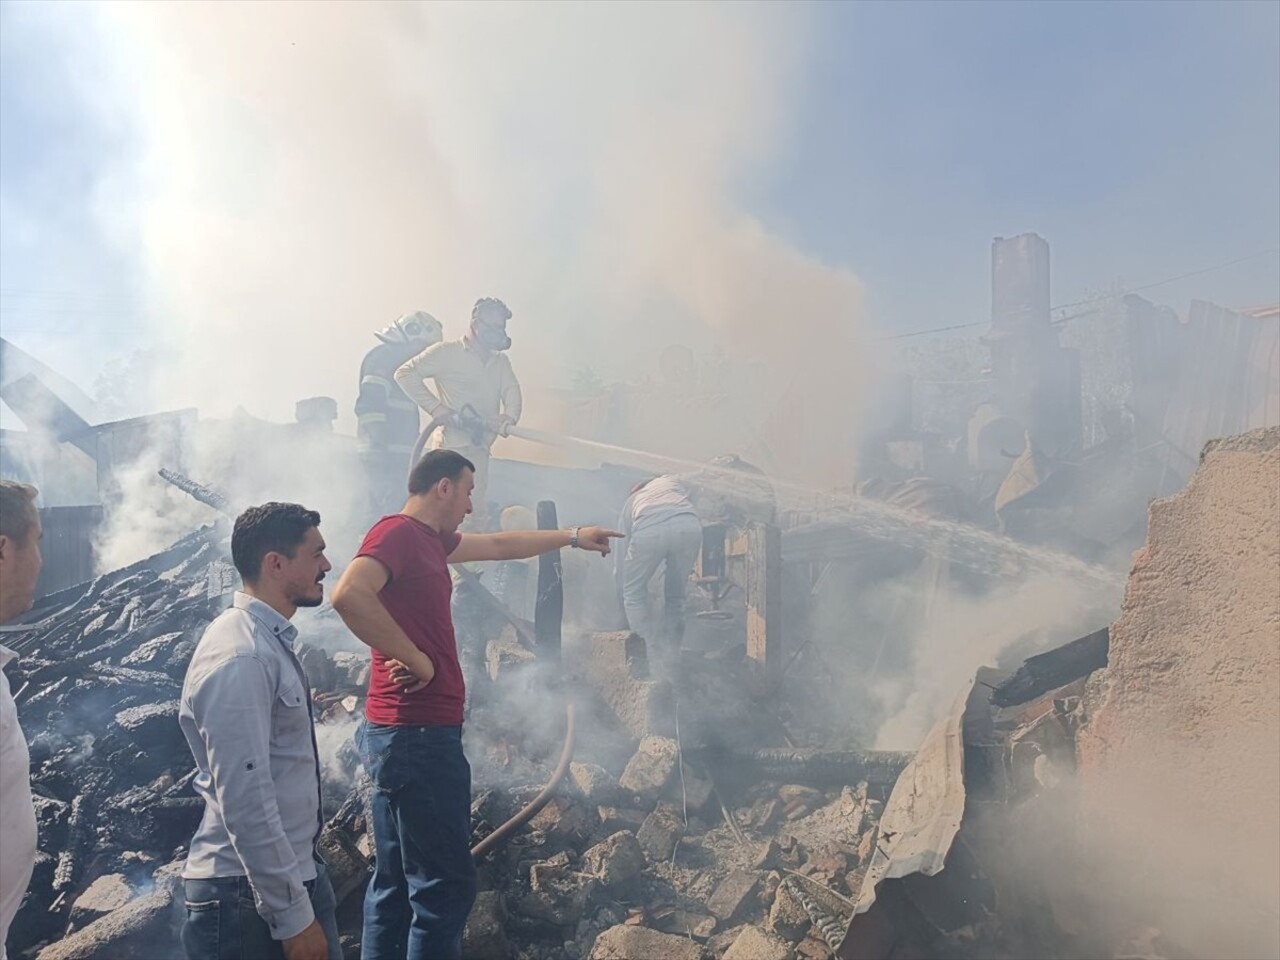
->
[448,526,622,564]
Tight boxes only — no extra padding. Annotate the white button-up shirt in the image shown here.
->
[0,644,36,960]
[179,593,322,941]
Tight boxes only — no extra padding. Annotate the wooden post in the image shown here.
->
[745,521,782,693]
[535,500,564,663]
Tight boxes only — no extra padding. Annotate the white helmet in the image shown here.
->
[376,311,443,345]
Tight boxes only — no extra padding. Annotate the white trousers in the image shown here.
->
[621,514,703,660]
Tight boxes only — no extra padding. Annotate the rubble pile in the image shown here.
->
[7,430,1272,959]
[454,624,913,960]
[836,426,1280,960]
[0,514,908,960]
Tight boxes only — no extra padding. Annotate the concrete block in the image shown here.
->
[69,874,133,930]
[581,831,645,888]
[570,762,620,805]
[708,870,760,922]
[768,883,811,940]
[528,795,597,847]
[724,925,792,960]
[577,632,674,739]
[589,925,703,960]
[636,803,685,863]
[619,736,679,803]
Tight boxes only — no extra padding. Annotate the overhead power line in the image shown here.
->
[883,247,1279,342]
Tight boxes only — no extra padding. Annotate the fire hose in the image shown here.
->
[407,404,493,480]
[470,702,576,861]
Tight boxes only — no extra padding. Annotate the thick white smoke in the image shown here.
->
[77,1,870,485]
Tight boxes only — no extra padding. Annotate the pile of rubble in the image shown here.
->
[455,624,913,960]
[0,510,908,960]
[10,428,1271,959]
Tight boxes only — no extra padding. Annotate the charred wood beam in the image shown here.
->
[157,468,234,516]
[745,522,782,693]
[52,794,92,897]
[452,566,536,649]
[990,627,1108,708]
[535,500,564,664]
[734,748,913,788]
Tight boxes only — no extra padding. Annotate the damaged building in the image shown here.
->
[1,234,1277,960]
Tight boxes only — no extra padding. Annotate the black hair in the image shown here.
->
[231,502,321,583]
[408,449,476,496]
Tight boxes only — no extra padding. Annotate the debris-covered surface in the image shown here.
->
[4,426,1276,960]
[835,428,1280,960]
[840,646,1102,960]
[0,524,368,959]
[460,620,913,960]
[1,517,909,960]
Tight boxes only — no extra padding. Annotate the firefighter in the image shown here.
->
[394,298,522,530]
[357,312,443,515]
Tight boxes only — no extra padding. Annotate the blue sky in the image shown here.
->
[762,0,1280,331]
[1,0,1277,396]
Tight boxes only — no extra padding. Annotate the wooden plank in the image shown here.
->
[745,522,781,693]
[34,505,102,599]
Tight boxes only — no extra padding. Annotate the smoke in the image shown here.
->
[1065,759,1280,959]
[870,572,1117,749]
[93,441,214,571]
[91,412,372,572]
[67,1,872,485]
[314,714,360,791]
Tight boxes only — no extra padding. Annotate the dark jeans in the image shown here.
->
[180,861,341,960]
[356,722,478,960]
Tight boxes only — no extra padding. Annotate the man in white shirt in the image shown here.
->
[394,297,522,530]
[615,475,703,675]
[178,502,339,960]
[0,481,42,960]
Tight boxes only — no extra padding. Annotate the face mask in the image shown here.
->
[475,321,512,351]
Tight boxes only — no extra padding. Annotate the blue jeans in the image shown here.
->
[180,861,341,960]
[356,722,478,960]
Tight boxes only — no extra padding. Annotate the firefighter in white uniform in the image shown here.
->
[394,298,522,530]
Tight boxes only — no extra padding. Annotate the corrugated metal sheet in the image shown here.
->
[848,681,971,916]
[1128,299,1280,493]
[1162,300,1278,461]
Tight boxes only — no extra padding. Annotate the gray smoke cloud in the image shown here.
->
[68,1,874,487]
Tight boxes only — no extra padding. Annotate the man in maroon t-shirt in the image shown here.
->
[331,449,620,960]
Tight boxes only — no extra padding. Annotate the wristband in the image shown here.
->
[569,526,581,548]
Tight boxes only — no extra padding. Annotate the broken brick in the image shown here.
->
[723,924,793,960]
[589,925,702,960]
[707,869,760,922]
[581,830,645,889]
[636,803,685,862]
[618,736,680,803]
